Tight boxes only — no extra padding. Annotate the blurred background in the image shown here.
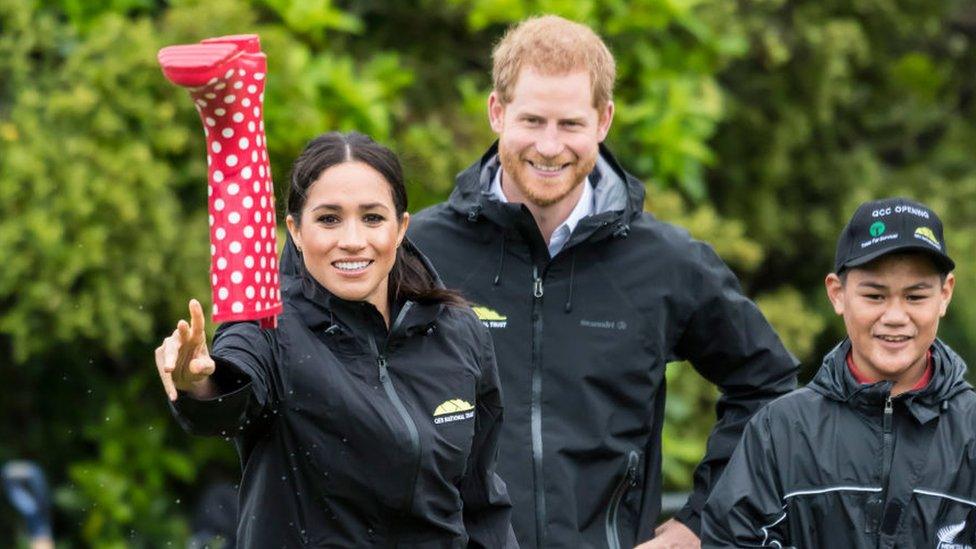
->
[2,0,975,545]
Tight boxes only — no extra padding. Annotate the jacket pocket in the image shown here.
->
[605,450,640,549]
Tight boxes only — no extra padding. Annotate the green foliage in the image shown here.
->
[661,361,719,490]
[254,0,363,37]
[707,0,976,370]
[57,377,195,547]
[0,2,204,363]
[2,0,975,543]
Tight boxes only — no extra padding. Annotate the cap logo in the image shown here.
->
[913,226,941,250]
[869,221,886,237]
[895,203,930,219]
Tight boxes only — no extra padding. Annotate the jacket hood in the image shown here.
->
[447,142,646,241]
[809,338,972,422]
[277,231,444,338]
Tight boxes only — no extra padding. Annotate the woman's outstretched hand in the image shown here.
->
[155,299,216,401]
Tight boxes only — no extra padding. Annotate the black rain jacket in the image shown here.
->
[702,339,976,548]
[407,143,798,548]
[170,239,516,548]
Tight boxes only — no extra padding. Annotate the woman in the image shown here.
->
[154,132,515,548]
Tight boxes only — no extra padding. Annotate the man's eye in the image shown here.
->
[863,294,883,301]
[906,294,928,302]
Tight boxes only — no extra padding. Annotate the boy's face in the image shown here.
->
[825,253,955,389]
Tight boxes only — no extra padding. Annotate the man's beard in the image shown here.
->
[498,144,596,208]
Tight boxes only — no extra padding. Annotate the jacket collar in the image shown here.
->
[447,141,646,245]
[808,338,972,423]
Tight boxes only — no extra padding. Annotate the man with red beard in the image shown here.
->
[409,15,798,549]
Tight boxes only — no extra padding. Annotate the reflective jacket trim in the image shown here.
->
[783,486,881,499]
[914,489,976,507]
[756,487,882,547]
[761,511,787,547]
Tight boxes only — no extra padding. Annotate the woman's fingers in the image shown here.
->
[162,330,180,373]
[188,299,207,346]
[189,355,216,378]
[155,299,212,401]
[155,336,179,401]
[161,370,178,401]
[177,319,191,347]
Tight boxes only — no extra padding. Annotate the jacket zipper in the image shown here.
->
[881,395,893,496]
[872,394,895,536]
[531,264,546,548]
[605,451,639,549]
[373,305,422,514]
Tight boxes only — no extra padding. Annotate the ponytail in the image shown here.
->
[389,245,467,307]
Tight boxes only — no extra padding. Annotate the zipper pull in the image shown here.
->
[883,395,893,433]
[625,451,639,486]
[377,355,389,383]
[533,266,544,298]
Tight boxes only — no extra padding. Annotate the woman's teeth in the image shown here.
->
[334,260,371,271]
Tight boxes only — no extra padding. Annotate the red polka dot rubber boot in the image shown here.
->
[158,34,282,328]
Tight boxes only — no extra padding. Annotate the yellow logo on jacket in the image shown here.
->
[433,399,475,425]
[472,305,507,329]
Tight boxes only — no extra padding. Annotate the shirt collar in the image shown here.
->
[846,349,933,392]
[490,168,595,256]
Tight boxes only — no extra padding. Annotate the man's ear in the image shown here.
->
[488,91,506,134]
[939,272,956,317]
[825,272,846,316]
[597,100,614,142]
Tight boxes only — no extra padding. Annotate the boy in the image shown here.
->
[702,197,976,548]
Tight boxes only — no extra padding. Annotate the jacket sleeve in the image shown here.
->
[169,321,278,437]
[460,322,517,549]
[671,241,798,535]
[701,408,789,548]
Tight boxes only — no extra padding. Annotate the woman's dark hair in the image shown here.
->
[287,131,465,307]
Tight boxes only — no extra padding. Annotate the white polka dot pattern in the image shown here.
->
[160,35,282,327]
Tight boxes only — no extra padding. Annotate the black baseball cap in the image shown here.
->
[834,197,954,274]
